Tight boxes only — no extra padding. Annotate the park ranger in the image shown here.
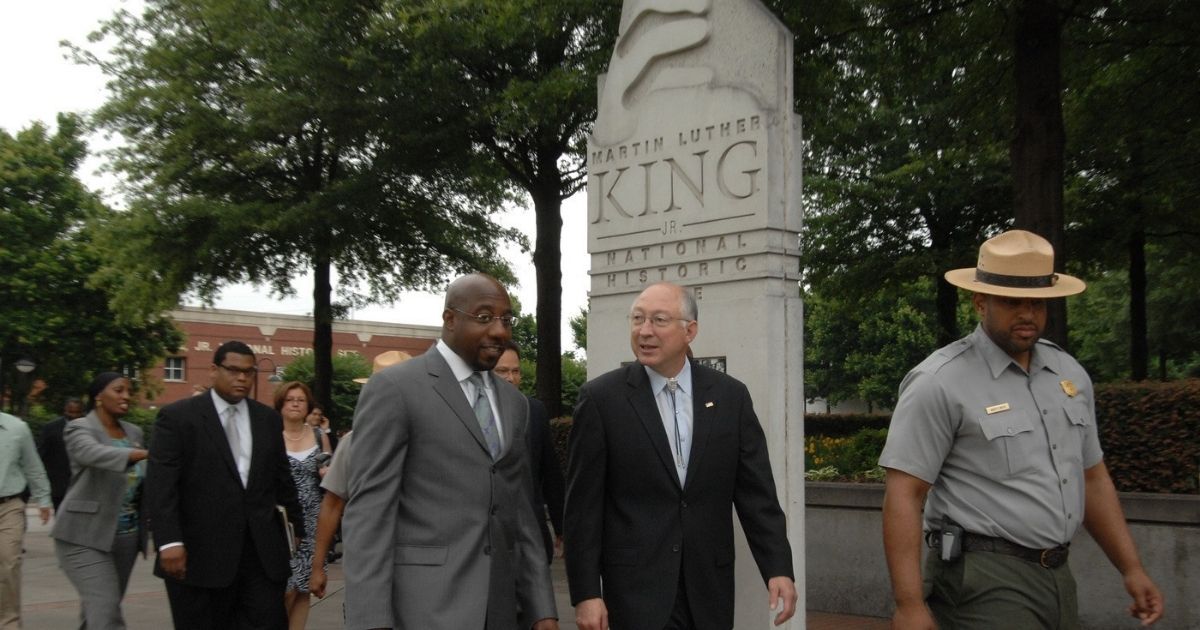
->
[879,230,1163,629]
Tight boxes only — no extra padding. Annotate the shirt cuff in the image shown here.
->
[159,542,185,551]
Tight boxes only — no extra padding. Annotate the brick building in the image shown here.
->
[146,306,439,408]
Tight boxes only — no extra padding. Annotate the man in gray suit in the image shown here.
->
[343,273,558,630]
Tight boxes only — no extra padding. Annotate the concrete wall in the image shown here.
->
[806,482,1199,629]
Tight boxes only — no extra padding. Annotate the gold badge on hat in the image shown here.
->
[1060,380,1077,397]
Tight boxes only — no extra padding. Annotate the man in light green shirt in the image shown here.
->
[0,411,52,629]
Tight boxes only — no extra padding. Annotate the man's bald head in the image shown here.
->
[444,273,507,310]
[442,273,515,371]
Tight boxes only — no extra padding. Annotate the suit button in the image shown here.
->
[491,466,497,474]
[491,505,498,515]
[672,545,680,553]
[681,500,688,508]
[484,546,492,555]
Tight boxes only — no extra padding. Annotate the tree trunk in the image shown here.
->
[1011,0,1068,348]
[312,251,335,421]
[1128,225,1148,380]
[935,275,959,346]
[532,186,563,418]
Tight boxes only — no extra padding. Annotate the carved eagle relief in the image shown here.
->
[595,0,714,145]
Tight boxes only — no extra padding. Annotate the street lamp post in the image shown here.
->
[14,358,36,417]
[253,357,283,402]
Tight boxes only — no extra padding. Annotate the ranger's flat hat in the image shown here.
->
[945,230,1086,298]
[354,350,412,384]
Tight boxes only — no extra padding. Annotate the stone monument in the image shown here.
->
[585,0,804,627]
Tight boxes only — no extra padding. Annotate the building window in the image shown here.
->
[164,357,186,382]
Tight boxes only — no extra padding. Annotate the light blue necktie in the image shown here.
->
[469,372,502,459]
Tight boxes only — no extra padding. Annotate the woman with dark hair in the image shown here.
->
[273,381,331,629]
[51,372,149,629]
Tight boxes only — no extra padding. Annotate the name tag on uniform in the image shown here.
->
[985,403,1010,415]
[1060,380,1078,397]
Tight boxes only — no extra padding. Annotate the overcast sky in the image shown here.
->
[1,0,591,351]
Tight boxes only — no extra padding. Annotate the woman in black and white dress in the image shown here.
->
[273,381,330,630]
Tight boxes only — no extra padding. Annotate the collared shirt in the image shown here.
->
[0,412,51,506]
[435,339,505,448]
[211,389,252,487]
[880,325,1103,549]
[645,361,694,485]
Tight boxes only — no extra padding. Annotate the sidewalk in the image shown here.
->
[19,508,887,629]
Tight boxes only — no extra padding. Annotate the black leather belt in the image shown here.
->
[0,494,22,503]
[929,531,1070,568]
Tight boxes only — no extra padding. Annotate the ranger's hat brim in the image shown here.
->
[945,230,1086,298]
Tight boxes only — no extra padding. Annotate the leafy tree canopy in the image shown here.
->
[73,0,524,418]
[0,114,181,410]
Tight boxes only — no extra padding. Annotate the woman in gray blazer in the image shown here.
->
[51,372,149,629]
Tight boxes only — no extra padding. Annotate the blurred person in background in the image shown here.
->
[37,397,85,511]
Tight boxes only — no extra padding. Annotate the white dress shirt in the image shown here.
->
[435,339,506,448]
[645,361,694,484]
[211,388,252,487]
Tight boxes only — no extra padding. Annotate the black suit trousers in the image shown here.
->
[164,530,286,630]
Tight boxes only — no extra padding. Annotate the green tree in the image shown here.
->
[76,0,519,422]
[1064,0,1200,379]
[508,297,538,361]
[790,1,1012,348]
[568,305,588,355]
[277,352,371,433]
[783,1,1199,385]
[388,0,621,416]
[0,115,181,411]
[805,279,941,410]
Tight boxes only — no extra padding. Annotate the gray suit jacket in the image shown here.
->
[50,412,147,554]
[343,348,556,630]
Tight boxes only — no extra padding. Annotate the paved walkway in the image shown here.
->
[18,508,887,629]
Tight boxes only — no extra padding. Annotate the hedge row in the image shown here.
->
[803,379,1200,494]
[1094,379,1200,493]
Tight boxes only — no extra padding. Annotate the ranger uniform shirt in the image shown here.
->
[879,325,1103,549]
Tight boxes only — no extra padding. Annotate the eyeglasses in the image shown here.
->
[450,307,518,328]
[629,313,692,329]
[216,364,258,377]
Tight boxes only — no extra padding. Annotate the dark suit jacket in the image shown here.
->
[37,416,71,508]
[565,361,794,630]
[525,396,565,562]
[145,393,302,588]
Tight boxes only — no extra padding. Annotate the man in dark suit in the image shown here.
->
[493,341,566,563]
[146,340,303,630]
[37,397,84,511]
[342,273,556,630]
[565,282,797,630]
